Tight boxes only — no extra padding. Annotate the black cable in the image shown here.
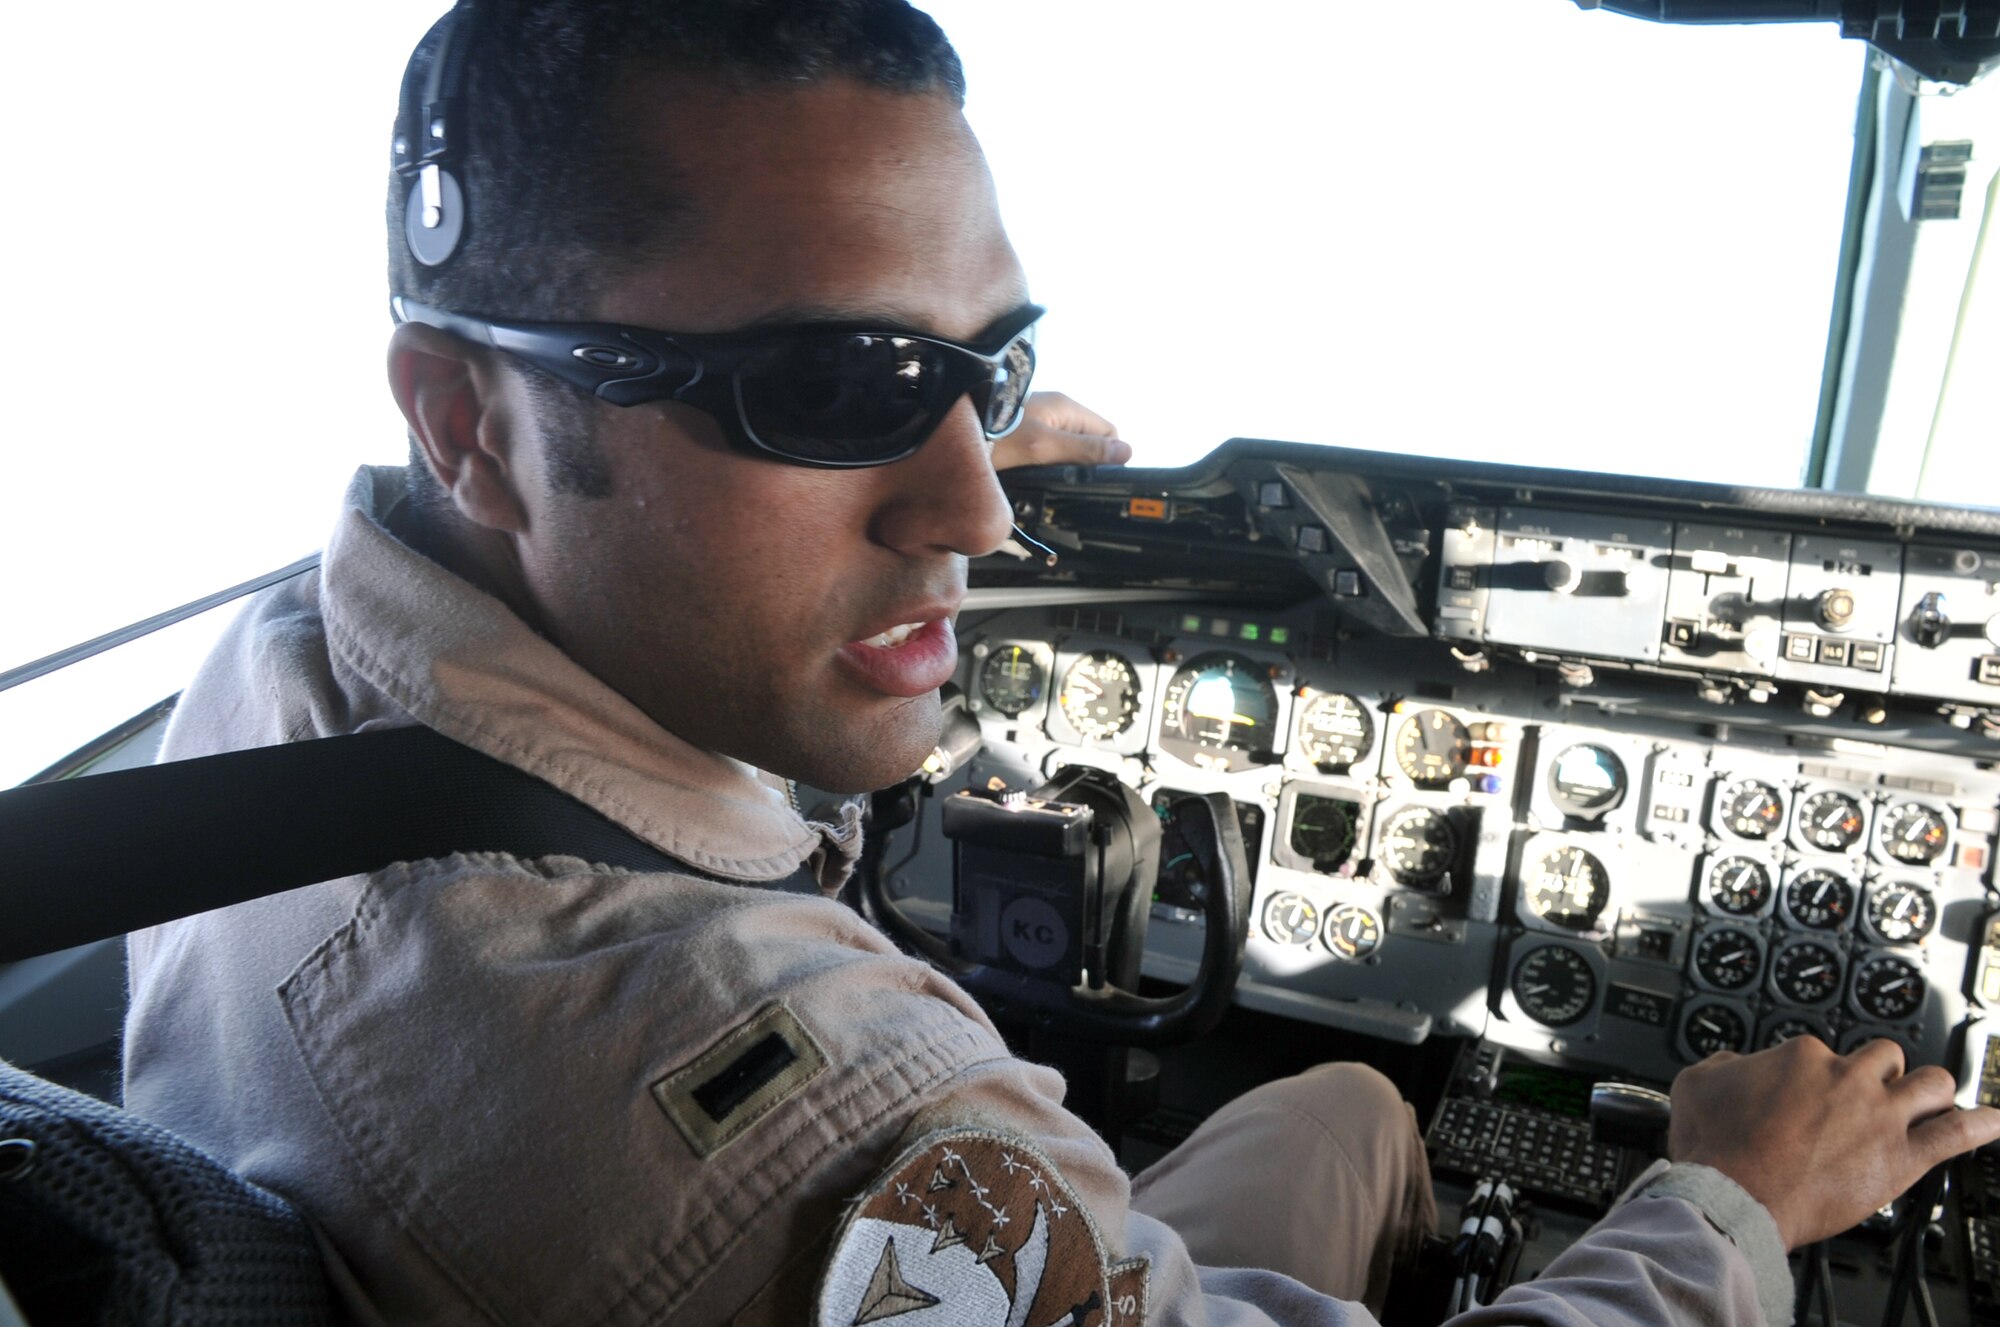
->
[1813,1241,1836,1327]
[1880,1163,1949,1327]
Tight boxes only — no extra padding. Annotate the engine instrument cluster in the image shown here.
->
[882,441,2000,1094]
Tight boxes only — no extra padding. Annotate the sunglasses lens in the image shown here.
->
[981,335,1035,437]
[737,332,959,464]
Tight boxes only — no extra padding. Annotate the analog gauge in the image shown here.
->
[1795,790,1866,854]
[1522,844,1611,932]
[1772,941,1843,1006]
[1296,692,1375,770]
[1152,794,1266,913]
[1760,1017,1827,1049]
[1057,651,1141,741]
[1704,857,1773,917]
[1159,653,1280,772]
[1511,945,1598,1028]
[1865,883,1937,945]
[1375,806,1459,888]
[1716,778,1785,840]
[1323,903,1383,961]
[1852,953,1926,1023]
[1879,802,1950,866]
[1548,744,1627,817]
[1782,868,1855,931]
[1394,709,1471,786]
[1288,794,1360,872]
[1691,927,1763,992]
[1260,891,1320,946]
[976,645,1046,717]
[1681,1003,1750,1059]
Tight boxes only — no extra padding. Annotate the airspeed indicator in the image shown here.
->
[1511,945,1597,1028]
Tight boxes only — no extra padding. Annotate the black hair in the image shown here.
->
[389,0,968,510]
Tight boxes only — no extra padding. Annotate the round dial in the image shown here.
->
[1853,954,1926,1023]
[1705,857,1773,917]
[1323,903,1383,961]
[1760,1017,1827,1049]
[1796,790,1866,853]
[1260,892,1320,946]
[1057,651,1141,740]
[1510,945,1597,1028]
[976,645,1046,717]
[1865,883,1937,945]
[1159,652,1279,771]
[1522,844,1611,931]
[1681,1003,1750,1059]
[1548,744,1627,817]
[1394,709,1471,786]
[1691,926,1763,992]
[1879,802,1950,866]
[1772,941,1844,1006]
[1375,806,1459,887]
[1296,692,1375,770]
[1288,794,1359,872]
[1782,868,1855,931]
[1716,778,1785,840]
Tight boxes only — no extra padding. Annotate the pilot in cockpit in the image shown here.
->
[115,3,2000,1325]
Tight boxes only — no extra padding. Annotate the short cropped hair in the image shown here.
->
[387,0,967,504]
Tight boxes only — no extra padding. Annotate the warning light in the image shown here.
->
[1239,623,1261,642]
[1181,614,1204,633]
[1471,747,1504,768]
[1127,497,1169,520]
[1270,627,1291,645]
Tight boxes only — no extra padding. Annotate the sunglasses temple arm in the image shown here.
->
[999,524,1059,568]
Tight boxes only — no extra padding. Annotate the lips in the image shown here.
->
[838,615,959,698]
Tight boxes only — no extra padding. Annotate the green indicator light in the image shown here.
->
[1270,626,1291,645]
[1181,614,1203,633]
[1240,623,1261,641]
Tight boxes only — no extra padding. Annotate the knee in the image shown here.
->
[1268,1062,1412,1146]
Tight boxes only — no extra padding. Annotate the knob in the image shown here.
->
[1543,560,1581,594]
[1816,587,1857,631]
[1911,592,1950,649]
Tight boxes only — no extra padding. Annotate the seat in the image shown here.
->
[0,1059,333,1326]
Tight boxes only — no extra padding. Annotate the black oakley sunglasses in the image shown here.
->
[391,296,1042,469]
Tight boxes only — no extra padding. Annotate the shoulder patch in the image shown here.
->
[652,1001,828,1157]
[814,1128,1147,1327]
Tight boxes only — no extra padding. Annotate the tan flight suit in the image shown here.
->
[123,466,1789,1327]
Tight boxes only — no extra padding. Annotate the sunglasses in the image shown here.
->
[391,296,1041,469]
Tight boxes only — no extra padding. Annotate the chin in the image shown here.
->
[796,696,943,796]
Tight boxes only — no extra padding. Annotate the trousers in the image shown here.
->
[1128,1062,1438,1315]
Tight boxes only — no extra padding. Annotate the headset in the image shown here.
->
[393,2,476,268]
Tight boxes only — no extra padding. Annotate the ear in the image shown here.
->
[387,322,531,534]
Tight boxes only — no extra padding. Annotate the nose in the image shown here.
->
[868,396,1016,558]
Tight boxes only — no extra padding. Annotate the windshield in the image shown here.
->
[1,1,1994,787]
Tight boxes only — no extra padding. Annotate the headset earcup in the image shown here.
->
[404,171,466,268]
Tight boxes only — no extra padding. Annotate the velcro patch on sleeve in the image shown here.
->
[653,1001,828,1158]
[814,1127,1148,1326]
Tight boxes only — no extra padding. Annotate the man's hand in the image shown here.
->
[1669,1036,2000,1249]
[993,391,1132,471]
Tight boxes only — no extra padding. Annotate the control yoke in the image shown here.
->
[860,766,1252,1047]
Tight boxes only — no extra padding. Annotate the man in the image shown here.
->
[123,3,2000,1325]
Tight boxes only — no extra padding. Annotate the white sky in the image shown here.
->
[0,3,1874,785]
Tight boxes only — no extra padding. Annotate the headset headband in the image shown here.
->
[394,2,475,268]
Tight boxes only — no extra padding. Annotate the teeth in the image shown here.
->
[863,622,925,649]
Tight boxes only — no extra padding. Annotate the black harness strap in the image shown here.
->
[0,727,803,964]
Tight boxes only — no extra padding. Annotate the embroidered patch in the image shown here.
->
[814,1128,1148,1326]
[652,1002,828,1158]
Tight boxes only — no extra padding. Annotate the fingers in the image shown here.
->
[1847,1037,1908,1081]
[991,424,1133,472]
[1022,391,1118,438]
[1888,1064,1959,1115]
[1910,1105,2000,1168]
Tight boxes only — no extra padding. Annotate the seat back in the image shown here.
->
[0,1060,333,1326]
